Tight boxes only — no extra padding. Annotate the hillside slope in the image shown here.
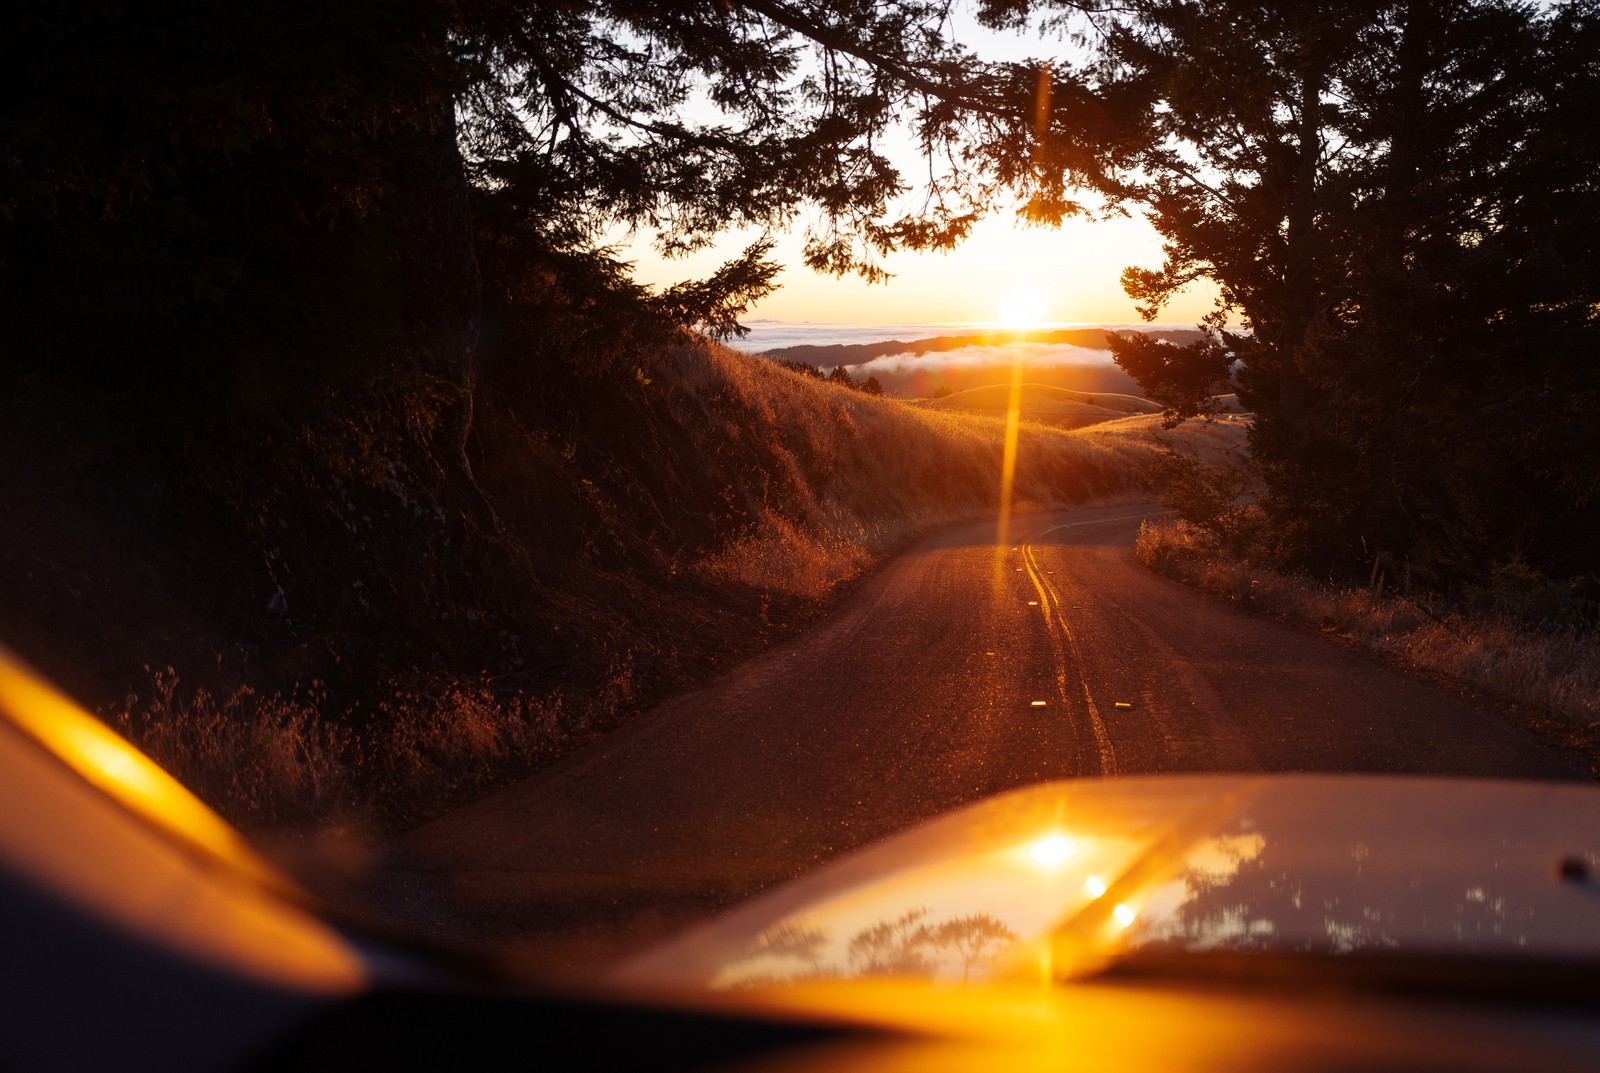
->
[0,333,1215,831]
[915,383,1163,428]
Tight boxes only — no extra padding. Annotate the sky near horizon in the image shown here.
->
[621,206,1221,329]
[614,4,1221,331]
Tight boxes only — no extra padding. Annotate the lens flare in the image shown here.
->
[993,351,1026,548]
[996,288,1049,327]
[1027,834,1077,869]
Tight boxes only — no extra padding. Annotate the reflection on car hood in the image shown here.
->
[616,775,1600,990]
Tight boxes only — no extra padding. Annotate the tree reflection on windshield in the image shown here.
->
[1122,788,1600,958]
[723,910,1019,987]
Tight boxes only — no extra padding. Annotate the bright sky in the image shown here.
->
[620,209,1218,328]
[615,4,1220,330]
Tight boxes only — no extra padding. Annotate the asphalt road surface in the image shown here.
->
[367,503,1587,976]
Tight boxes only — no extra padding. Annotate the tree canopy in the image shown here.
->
[1004,0,1600,597]
[4,0,1596,604]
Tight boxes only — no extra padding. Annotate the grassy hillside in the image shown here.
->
[761,327,1206,366]
[0,333,1228,833]
[1084,410,1254,466]
[683,360,1167,597]
[915,383,1162,428]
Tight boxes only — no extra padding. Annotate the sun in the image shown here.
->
[995,287,1049,328]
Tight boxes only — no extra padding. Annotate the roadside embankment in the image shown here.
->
[3,334,1226,833]
[1137,519,1600,738]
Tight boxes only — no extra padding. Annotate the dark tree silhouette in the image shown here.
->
[847,909,937,976]
[779,360,827,380]
[7,0,1594,617]
[732,923,832,982]
[999,0,1600,593]
[930,914,1018,984]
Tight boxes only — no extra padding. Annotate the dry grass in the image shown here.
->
[685,340,1235,598]
[1080,411,1254,468]
[104,337,1237,835]
[915,382,1162,425]
[1137,519,1600,729]
[112,666,575,832]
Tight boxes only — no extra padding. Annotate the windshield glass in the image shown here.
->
[4,0,1598,1042]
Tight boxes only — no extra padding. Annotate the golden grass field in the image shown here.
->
[684,340,1248,598]
[914,382,1161,427]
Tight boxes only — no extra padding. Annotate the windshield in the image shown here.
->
[3,1,1598,1056]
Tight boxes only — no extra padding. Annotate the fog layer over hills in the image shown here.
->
[744,323,1205,398]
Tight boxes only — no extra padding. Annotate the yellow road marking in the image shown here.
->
[1021,543,1118,776]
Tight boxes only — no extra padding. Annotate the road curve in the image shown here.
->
[366,504,1587,975]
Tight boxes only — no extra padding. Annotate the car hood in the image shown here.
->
[616,774,1600,991]
[6,637,1600,1072]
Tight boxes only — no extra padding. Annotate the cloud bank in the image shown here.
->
[843,342,1116,377]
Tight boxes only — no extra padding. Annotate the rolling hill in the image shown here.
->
[0,330,1244,832]
[915,383,1163,428]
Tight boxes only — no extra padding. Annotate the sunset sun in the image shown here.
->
[995,287,1049,327]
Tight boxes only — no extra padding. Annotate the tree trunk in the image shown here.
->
[1278,62,1325,424]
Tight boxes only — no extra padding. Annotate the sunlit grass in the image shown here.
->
[111,667,576,832]
[1137,519,1600,732]
[687,337,1187,598]
[105,336,1230,834]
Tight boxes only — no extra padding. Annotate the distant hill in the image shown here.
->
[914,383,1162,429]
[761,327,1206,367]
[835,359,1150,400]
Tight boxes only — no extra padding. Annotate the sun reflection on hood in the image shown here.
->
[708,830,1148,988]
[616,776,1600,994]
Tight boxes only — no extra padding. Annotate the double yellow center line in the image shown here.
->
[1020,544,1119,776]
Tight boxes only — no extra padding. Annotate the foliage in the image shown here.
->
[0,0,1042,389]
[1002,0,1600,597]
[454,0,1057,366]
[779,360,827,379]
[111,666,571,832]
[1105,330,1232,427]
[777,358,884,396]
[12,2,1594,601]
[1142,450,1260,556]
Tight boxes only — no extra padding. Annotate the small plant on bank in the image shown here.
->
[1140,446,1262,556]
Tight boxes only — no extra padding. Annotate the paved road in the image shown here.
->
[366,504,1586,976]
